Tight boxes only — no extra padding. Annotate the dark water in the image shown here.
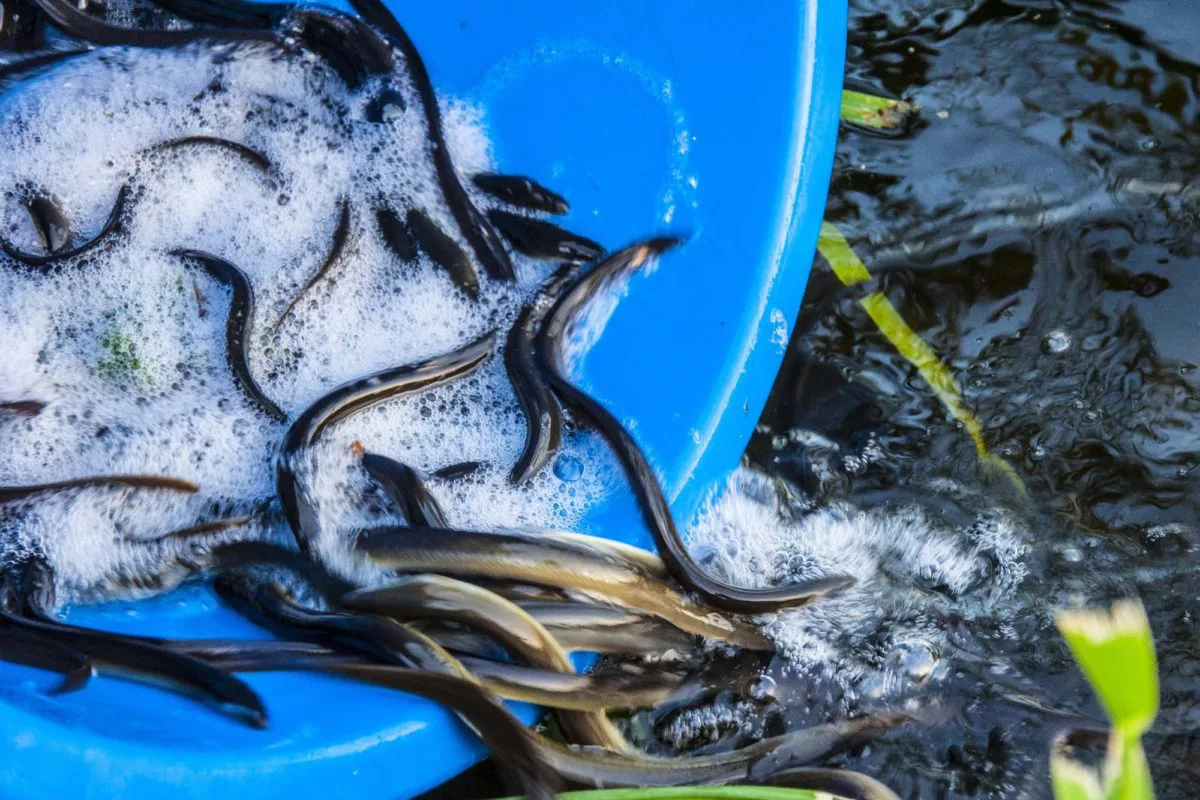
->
[440,1,1200,797]
[740,1,1198,796]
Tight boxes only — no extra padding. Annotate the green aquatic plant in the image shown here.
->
[816,222,1024,492]
[1051,599,1158,800]
[492,768,898,800]
[497,788,839,799]
[840,90,916,131]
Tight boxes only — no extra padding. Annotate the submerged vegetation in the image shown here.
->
[816,220,1024,491]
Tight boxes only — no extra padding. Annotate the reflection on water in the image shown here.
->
[719,1,1199,796]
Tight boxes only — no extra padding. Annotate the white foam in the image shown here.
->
[0,42,1032,704]
[0,43,614,602]
[685,467,1030,701]
[656,699,757,749]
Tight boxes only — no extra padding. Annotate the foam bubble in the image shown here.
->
[685,467,1030,700]
[0,43,614,602]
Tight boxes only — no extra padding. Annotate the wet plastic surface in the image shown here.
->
[0,1,845,796]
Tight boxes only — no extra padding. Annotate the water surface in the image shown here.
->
[725,1,1198,795]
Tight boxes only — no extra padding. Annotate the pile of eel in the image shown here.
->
[0,1,899,797]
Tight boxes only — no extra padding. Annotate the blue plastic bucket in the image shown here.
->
[0,1,846,796]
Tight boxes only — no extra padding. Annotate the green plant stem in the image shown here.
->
[493,787,826,800]
[840,89,915,130]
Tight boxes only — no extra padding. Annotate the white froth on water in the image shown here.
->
[685,467,1030,699]
[0,44,613,602]
[656,699,758,750]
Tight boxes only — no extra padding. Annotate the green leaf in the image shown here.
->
[817,222,872,286]
[816,221,1025,494]
[1104,735,1154,800]
[1051,753,1103,800]
[840,90,916,131]
[1055,600,1158,738]
[492,788,826,800]
[1053,600,1158,800]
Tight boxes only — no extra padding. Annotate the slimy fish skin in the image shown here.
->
[538,239,855,613]
[277,334,494,558]
[0,184,127,268]
[361,452,450,528]
[213,572,467,676]
[273,197,352,330]
[172,249,286,421]
[0,475,198,504]
[344,574,629,752]
[25,192,71,253]
[356,525,771,649]
[506,265,579,485]
[149,136,272,172]
[488,209,603,264]
[472,173,569,216]
[405,208,480,300]
[0,566,268,729]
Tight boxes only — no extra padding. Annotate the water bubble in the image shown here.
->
[554,455,583,482]
[1042,329,1072,354]
[1138,136,1161,152]
[743,674,778,704]
[1142,524,1191,555]
[887,640,938,685]
[858,673,886,699]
